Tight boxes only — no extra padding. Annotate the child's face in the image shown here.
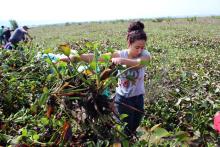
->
[128,40,146,58]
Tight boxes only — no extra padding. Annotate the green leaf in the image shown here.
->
[175,131,190,142]
[149,127,170,144]
[86,42,93,48]
[40,117,49,125]
[44,48,52,54]
[122,140,129,147]
[59,61,67,67]
[100,54,111,62]
[140,60,150,66]
[45,58,52,64]
[106,47,115,53]
[59,44,71,56]
[39,87,49,105]
[33,134,40,141]
[30,104,37,113]
[43,87,48,93]
[16,135,23,142]
[90,61,96,70]
[120,114,128,120]
[21,128,28,137]
[93,42,100,49]
[0,133,13,142]
[153,127,170,138]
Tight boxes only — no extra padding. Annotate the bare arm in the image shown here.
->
[60,50,151,68]
[59,53,93,63]
[111,52,151,68]
[60,51,119,63]
[22,29,32,40]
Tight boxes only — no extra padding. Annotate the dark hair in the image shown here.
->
[23,26,30,30]
[127,21,147,44]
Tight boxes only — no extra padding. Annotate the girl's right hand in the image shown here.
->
[111,57,122,65]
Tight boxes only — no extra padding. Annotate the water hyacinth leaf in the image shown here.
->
[33,134,39,141]
[93,42,100,50]
[44,48,53,54]
[45,58,52,64]
[175,131,190,142]
[21,128,28,137]
[100,54,111,62]
[40,117,49,125]
[58,61,67,67]
[150,124,161,132]
[85,42,93,48]
[119,114,128,120]
[115,124,122,131]
[149,127,170,144]
[106,47,115,53]
[39,87,49,105]
[79,47,88,54]
[0,134,13,144]
[30,104,37,114]
[90,61,96,70]
[152,127,170,138]
[59,44,71,56]
[140,60,150,66]
[122,140,129,147]
[16,135,23,142]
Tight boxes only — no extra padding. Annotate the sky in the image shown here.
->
[1,0,220,26]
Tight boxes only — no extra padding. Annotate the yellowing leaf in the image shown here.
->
[113,142,121,147]
[150,123,161,132]
[83,69,93,76]
[59,44,71,56]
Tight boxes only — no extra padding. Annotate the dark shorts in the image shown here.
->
[114,93,144,136]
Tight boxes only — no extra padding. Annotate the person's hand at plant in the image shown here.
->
[111,57,123,65]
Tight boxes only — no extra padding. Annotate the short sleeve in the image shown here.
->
[117,50,128,58]
[20,28,28,34]
[141,49,150,57]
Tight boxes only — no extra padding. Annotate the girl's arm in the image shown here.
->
[60,51,120,63]
[59,53,93,63]
[111,54,151,68]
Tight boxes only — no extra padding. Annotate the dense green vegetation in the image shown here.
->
[0,17,220,146]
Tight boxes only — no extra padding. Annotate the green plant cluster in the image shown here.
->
[0,16,220,146]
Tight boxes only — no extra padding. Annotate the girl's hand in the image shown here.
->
[111,57,123,65]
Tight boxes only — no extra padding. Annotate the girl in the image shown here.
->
[61,21,151,137]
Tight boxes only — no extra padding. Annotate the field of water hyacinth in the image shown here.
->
[0,16,220,146]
